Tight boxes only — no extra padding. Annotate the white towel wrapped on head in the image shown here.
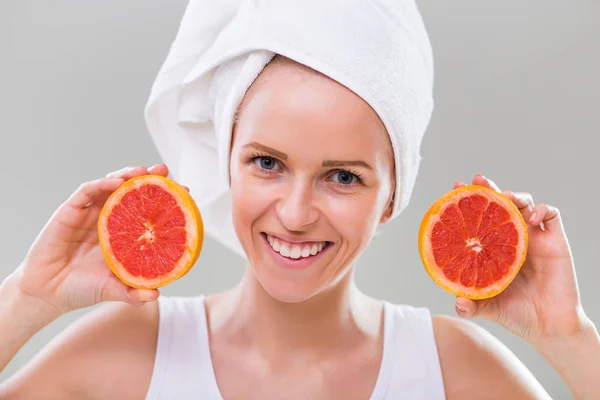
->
[145,0,434,257]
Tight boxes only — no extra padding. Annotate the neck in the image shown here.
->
[207,267,383,363]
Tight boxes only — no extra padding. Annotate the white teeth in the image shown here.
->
[301,246,311,257]
[289,246,302,259]
[279,243,290,257]
[266,234,327,259]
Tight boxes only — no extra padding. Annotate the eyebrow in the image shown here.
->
[243,142,288,160]
[321,160,373,170]
[242,141,373,170]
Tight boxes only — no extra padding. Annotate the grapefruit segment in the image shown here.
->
[439,204,468,239]
[98,175,204,289]
[457,195,487,237]
[419,185,528,299]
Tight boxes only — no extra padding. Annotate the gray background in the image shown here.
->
[1,1,599,399]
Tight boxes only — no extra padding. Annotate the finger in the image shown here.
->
[126,287,161,305]
[147,163,169,177]
[67,178,125,209]
[453,181,467,190]
[472,174,501,193]
[105,165,148,180]
[502,190,535,222]
[100,277,160,306]
[456,297,478,318]
[456,296,501,323]
[105,166,135,178]
[182,185,190,193]
[530,203,561,232]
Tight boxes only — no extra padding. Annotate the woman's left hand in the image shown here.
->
[453,174,591,344]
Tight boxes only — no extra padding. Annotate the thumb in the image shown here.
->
[455,296,501,322]
[126,287,160,306]
[102,277,160,306]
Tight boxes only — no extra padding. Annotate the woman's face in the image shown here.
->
[229,59,394,303]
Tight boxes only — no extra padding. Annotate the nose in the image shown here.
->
[275,179,319,231]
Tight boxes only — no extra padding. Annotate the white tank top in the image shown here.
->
[145,296,446,400]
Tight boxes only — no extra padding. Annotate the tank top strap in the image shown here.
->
[146,295,223,400]
[372,302,446,400]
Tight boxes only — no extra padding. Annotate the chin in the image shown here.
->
[250,255,355,305]
[251,265,325,303]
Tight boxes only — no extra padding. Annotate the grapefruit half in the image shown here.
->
[418,185,528,299]
[98,175,203,289]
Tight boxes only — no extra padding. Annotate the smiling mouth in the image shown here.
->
[261,233,332,260]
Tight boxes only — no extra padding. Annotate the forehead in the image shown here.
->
[233,62,388,160]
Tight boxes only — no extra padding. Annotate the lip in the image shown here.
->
[261,233,331,270]
[263,231,330,245]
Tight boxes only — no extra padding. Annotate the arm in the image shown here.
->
[532,319,600,400]
[0,286,159,399]
[0,272,61,375]
[448,174,599,400]
[0,165,168,397]
[433,315,552,400]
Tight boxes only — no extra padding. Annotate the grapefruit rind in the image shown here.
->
[98,175,204,289]
[418,185,528,300]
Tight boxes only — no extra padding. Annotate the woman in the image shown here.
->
[0,54,598,400]
[2,3,599,400]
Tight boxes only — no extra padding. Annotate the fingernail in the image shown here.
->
[456,305,467,313]
[139,290,158,302]
[530,212,538,222]
[138,293,150,302]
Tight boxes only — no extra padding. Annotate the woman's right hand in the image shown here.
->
[10,164,168,317]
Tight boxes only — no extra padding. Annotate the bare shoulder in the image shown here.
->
[1,300,159,400]
[432,315,551,400]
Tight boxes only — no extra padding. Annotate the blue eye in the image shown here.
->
[254,156,277,170]
[331,170,358,185]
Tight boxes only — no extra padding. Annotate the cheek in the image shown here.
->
[230,163,278,228]
[231,165,259,221]
[321,193,381,242]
